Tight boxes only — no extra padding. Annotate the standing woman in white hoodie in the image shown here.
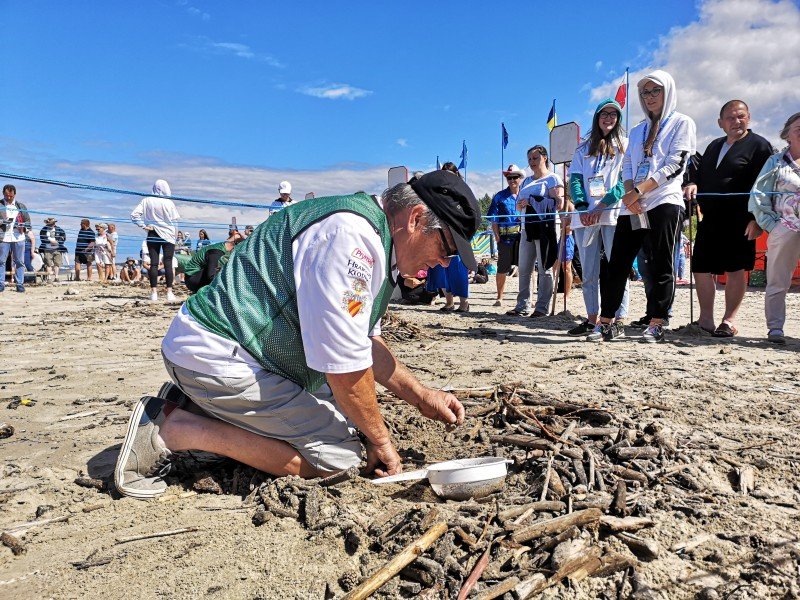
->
[131,179,180,301]
[596,70,696,343]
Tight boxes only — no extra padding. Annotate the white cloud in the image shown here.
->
[299,83,372,100]
[594,61,603,71]
[591,0,800,150]
[396,138,408,147]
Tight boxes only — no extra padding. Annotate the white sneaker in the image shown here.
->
[166,291,176,302]
[150,291,158,302]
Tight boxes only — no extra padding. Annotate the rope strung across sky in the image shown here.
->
[0,170,783,223]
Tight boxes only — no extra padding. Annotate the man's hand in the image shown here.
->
[365,439,402,477]
[683,184,698,201]
[744,220,762,241]
[416,388,465,426]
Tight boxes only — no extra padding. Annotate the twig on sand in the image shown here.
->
[116,526,199,545]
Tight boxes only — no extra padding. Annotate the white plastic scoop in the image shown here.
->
[371,457,512,500]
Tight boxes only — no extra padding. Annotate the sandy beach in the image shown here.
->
[1,276,798,599]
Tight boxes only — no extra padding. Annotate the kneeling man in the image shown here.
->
[115,172,480,498]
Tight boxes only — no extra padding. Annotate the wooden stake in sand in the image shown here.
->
[342,521,447,600]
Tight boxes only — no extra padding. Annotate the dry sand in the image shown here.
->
[0,276,799,599]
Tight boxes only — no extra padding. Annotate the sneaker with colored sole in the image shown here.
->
[641,324,665,343]
[114,396,173,499]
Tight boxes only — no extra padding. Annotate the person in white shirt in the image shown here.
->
[568,99,630,341]
[0,184,32,293]
[506,146,564,317]
[114,172,480,499]
[131,179,180,302]
[597,70,696,343]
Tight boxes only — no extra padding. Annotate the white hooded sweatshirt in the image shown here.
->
[130,179,180,244]
[621,70,696,215]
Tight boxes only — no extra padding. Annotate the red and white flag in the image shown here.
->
[614,71,628,109]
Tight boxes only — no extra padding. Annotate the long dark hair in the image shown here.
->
[588,109,625,158]
[198,229,208,240]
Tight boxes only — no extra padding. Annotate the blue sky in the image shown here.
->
[3,0,800,258]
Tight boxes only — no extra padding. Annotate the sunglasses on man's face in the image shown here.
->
[436,227,459,259]
[506,175,521,181]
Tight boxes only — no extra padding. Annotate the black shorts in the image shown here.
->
[75,251,94,265]
[497,235,520,274]
[691,215,755,275]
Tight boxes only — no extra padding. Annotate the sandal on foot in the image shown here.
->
[712,322,738,337]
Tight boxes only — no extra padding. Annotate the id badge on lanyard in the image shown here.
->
[634,159,650,185]
[588,175,605,198]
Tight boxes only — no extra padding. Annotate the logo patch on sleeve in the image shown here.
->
[342,290,368,317]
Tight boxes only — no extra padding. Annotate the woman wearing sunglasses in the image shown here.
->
[567,98,630,340]
[595,70,696,343]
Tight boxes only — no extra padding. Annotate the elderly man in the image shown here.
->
[115,171,480,498]
[487,164,525,306]
[0,184,32,293]
[684,100,773,337]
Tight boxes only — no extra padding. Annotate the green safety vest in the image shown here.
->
[186,193,394,391]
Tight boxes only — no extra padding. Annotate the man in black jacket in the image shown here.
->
[683,100,773,337]
[39,217,68,282]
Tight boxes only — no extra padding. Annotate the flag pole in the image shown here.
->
[501,124,505,187]
[625,67,630,132]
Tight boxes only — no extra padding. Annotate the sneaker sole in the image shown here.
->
[114,396,167,499]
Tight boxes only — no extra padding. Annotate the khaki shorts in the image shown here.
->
[162,355,363,473]
[42,251,63,269]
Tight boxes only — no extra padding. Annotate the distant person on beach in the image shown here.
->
[74,218,96,282]
[506,146,564,318]
[597,70,696,344]
[683,100,773,338]
[269,181,295,216]
[181,229,244,292]
[120,257,142,283]
[39,217,67,282]
[196,229,212,251]
[94,222,114,282]
[0,184,32,293]
[487,164,524,307]
[114,172,478,499]
[131,179,180,302]
[748,112,800,345]
[107,223,119,280]
[567,99,629,340]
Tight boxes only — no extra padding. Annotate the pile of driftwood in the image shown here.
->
[244,381,717,599]
[380,311,426,344]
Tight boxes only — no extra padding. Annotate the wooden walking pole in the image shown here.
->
[687,202,694,325]
[342,521,448,600]
[551,220,567,316]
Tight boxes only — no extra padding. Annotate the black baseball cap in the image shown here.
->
[410,171,481,270]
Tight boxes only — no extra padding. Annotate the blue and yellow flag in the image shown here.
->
[546,100,557,132]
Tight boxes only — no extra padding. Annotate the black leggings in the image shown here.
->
[600,203,682,320]
[185,249,224,292]
[147,232,175,288]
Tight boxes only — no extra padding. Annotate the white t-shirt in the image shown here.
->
[162,212,389,379]
[569,139,627,229]
[0,202,25,243]
[518,172,564,229]
[622,112,696,215]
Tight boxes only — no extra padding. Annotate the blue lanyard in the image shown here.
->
[592,154,607,176]
[642,111,674,147]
